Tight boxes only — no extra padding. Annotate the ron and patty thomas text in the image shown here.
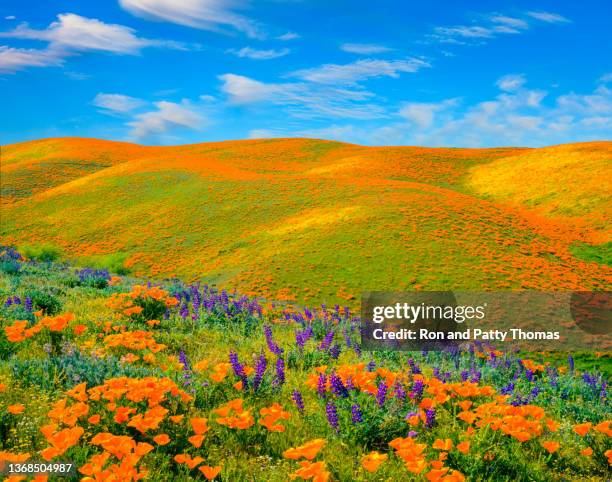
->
[369,303,561,342]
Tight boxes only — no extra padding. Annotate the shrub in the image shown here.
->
[21,243,62,263]
[0,245,23,274]
[26,288,63,315]
[76,267,111,288]
[83,252,131,275]
[10,349,161,391]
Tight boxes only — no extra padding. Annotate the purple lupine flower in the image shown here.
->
[600,381,607,399]
[178,350,192,388]
[264,325,284,355]
[525,370,534,382]
[345,377,355,391]
[351,404,362,424]
[424,408,436,429]
[330,372,349,398]
[326,401,339,431]
[470,370,481,384]
[582,372,598,389]
[407,358,421,374]
[408,430,418,438]
[295,330,306,351]
[329,344,341,359]
[342,329,352,348]
[353,343,362,358]
[529,386,541,400]
[3,297,12,307]
[317,373,327,398]
[501,382,515,395]
[229,351,248,388]
[318,331,334,351]
[292,390,305,414]
[460,370,469,381]
[253,353,267,391]
[24,296,32,312]
[179,302,189,320]
[568,354,575,373]
[394,382,406,402]
[275,357,285,386]
[366,361,376,372]
[179,350,191,371]
[376,381,387,407]
[410,379,424,401]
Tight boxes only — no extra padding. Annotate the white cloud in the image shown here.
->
[0,45,64,73]
[229,46,290,60]
[340,43,392,54]
[399,99,458,128]
[489,15,529,30]
[119,0,263,38]
[0,13,186,72]
[496,73,526,92]
[0,13,169,54]
[527,11,570,23]
[219,73,385,119]
[290,58,429,85]
[599,73,612,84]
[93,93,145,113]
[260,77,611,147]
[397,79,610,146]
[5,16,16,21]
[430,10,569,44]
[277,31,299,41]
[128,100,203,139]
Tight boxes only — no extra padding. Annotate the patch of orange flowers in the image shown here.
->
[4,313,76,342]
[259,403,291,432]
[213,398,254,429]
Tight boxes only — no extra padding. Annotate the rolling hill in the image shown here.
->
[1,137,610,305]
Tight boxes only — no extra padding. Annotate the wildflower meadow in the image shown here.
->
[0,246,610,481]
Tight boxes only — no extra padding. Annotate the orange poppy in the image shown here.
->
[541,441,560,454]
[153,434,170,445]
[8,404,25,414]
[199,465,222,480]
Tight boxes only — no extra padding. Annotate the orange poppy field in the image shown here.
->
[0,137,610,481]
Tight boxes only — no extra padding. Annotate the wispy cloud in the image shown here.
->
[430,10,569,44]
[340,43,392,54]
[0,13,178,54]
[0,13,186,72]
[128,100,203,139]
[277,31,299,41]
[229,46,290,60]
[399,99,459,128]
[599,73,612,84]
[496,73,526,92]
[526,11,571,24]
[0,45,64,73]
[119,0,264,38]
[289,58,429,85]
[246,75,611,147]
[219,73,386,119]
[93,93,146,113]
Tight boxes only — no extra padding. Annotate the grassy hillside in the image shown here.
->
[1,137,610,305]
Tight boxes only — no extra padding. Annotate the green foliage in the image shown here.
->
[570,241,612,266]
[10,349,160,391]
[20,243,63,263]
[82,252,131,275]
[25,288,63,315]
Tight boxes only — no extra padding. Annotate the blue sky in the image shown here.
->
[1,1,611,147]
